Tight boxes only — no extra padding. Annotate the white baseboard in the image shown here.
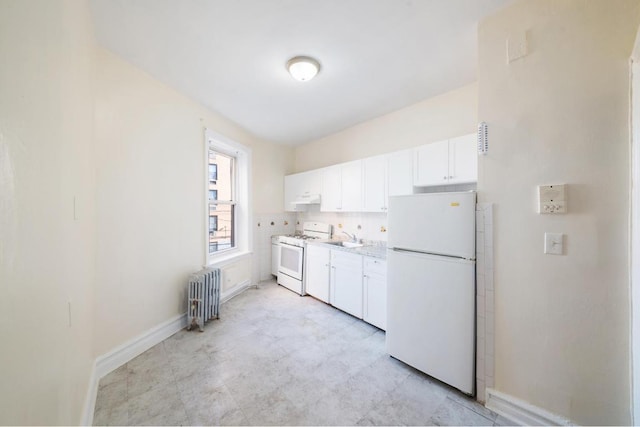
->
[95,313,187,379]
[486,388,574,426]
[221,279,252,302]
[81,278,254,425]
[82,313,187,425]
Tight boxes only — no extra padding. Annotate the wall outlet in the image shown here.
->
[538,184,567,214]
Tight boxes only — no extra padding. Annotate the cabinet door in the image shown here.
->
[414,140,449,186]
[341,160,362,212]
[303,169,322,195]
[284,173,307,212]
[305,245,331,303]
[448,134,477,184]
[364,274,387,330]
[330,250,363,318]
[363,257,387,330]
[387,149,414,197]
[321,165,342,212]
[362,155,387,212]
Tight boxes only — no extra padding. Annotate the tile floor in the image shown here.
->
[94,280,509,426]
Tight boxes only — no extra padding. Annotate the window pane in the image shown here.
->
[208,147,235,255]
[208,150,233,202]
[209,204,234,253]
[208,163,218,182]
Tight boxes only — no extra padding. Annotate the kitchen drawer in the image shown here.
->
[331,250,362,268]
[364,257,386,276]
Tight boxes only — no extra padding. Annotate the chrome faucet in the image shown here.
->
[342,231,357,243]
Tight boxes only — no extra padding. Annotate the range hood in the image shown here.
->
[293,194,321,205]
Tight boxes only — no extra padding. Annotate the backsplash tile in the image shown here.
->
[252,212,296,284]
[476,202,494,402]
[296,208,388,242]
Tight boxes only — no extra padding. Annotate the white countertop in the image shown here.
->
[307,239,387,259]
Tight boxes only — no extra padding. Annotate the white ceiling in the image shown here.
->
[90,0,512,146]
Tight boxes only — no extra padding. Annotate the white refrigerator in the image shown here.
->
[386,191,476,395]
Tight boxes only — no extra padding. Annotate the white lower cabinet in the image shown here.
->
[363,257,387,330]
[305,245,331,303]
[330,250,363,318]
[306,245,386,328]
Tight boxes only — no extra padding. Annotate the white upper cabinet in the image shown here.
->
[284,170,321,212]
[414,139,449,186]
[341,160,362,211]
[321,160,362,212]
[387,149,414,197]
[321,165,342,212]
[448,134,477,185]
[362,155,387,212]
[286,133,476,213]
[284,174,302,212]
[414,133,477,187]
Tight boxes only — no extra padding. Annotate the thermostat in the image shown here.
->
[538,184,567,214]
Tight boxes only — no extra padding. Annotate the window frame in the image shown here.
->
[204,129,252,266]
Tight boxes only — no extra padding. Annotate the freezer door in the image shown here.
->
[388,192,476,259]
[386,249,475,395]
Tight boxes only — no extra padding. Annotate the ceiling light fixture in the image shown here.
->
[286,56,320,82]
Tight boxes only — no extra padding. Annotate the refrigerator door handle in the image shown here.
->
[390,247,475,262]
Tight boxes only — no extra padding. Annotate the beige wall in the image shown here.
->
[94,48,293,356]
[478,0,640,424]
[294,83,477,172]
[0,0,97,424]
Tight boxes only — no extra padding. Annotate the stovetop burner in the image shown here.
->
[285,234,319,240]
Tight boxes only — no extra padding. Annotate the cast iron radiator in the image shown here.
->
[187,268,221,331]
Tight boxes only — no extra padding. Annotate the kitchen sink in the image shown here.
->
[326,241,364,248]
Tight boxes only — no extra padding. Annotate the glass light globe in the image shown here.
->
[287,57,320,82]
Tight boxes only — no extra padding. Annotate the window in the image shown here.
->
[207,151,234,254]
[205,128,251,263]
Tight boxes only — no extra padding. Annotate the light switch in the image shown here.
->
[544,232,563,255]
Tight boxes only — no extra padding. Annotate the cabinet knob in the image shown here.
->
[449,176,453,179]
[443,176,447,180]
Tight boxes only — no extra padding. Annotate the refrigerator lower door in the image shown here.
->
[386,249,475,395]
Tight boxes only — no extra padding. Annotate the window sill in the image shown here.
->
[206,250,252,269]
